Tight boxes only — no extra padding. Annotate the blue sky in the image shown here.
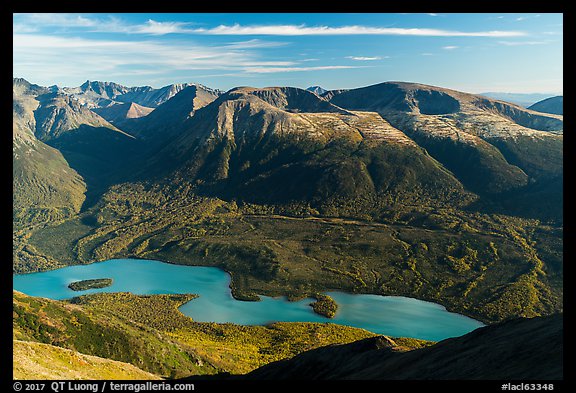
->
[13,13,563,94]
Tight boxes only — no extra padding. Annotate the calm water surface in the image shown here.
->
[13,258,484,341]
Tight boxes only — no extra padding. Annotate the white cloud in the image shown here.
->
[498,41,549,46]
[22,13,99,28]
[243,65,360,74]
[12,34,274,82]
[13,23,39,33]
[194,24,526,37]
[442,46,459,50]
[13,33,356,85]
[135,19,194,35]
[515,14,541,22]
[14,14,527,38]
[345,56,383,61]
[222,39,289,49]
[13,14,197,35]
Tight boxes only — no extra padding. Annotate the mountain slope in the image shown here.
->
[245,314,563,380]
[328,82,562,173]
[328,81,563,219]
[13,340,161,380]
[321,89,349,100]
[12,291,213,378]
[13,79,87,229]
[14,79,140,209]
[328,81,562,135]
[12,132,86,227]
[92,102,154,125]
[121,84,220,142]
[117,82,218,108]
[13,79,90,274]
[528,96,563,115]
[33,92,125,141]
[135,86,473,212]
[57,80,129,108]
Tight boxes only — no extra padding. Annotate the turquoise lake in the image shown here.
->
[12,258,484,341]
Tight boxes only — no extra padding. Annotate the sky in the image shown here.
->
[13,13,563,94]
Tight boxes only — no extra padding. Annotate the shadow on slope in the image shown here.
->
[239,314,563,380]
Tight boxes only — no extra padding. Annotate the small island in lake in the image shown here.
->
[310,293,338,318]
[68,278,113,291]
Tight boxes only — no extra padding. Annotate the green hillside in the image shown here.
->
[13,290,389,378]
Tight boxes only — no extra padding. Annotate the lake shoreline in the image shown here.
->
[13,258,484,341]
[13,256,492,325]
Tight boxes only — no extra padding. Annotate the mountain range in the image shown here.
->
[27,78,561,212]
[13,77,563,380]
[52,80,222,109]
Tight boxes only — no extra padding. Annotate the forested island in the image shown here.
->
[68,278,113,291]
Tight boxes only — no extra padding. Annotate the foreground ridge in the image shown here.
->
[244,314,563,380]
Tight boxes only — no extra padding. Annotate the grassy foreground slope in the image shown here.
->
[15,291,410,378]
[14,340,161,380]
[13,291,209,378]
